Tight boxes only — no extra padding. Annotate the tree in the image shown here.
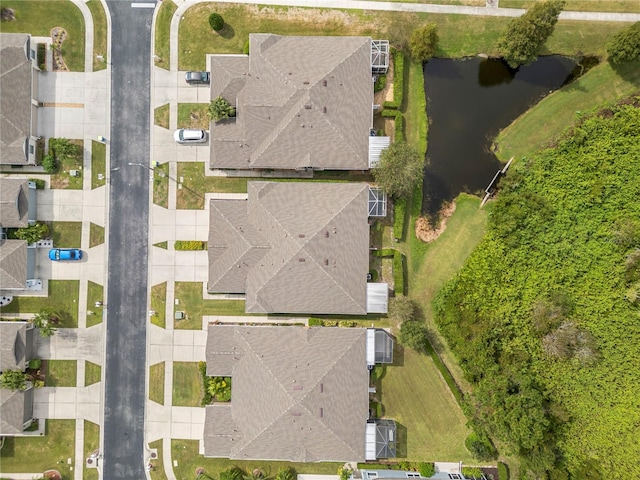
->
[31,308,58,337]
[209,96,236,122]
[50,138,78,161]
[15,222,49,244]
[398,320,428,352]
[275,468,295,480]
[389,295,416,325]
[42,153,57,173]
[0,370,28,391]
[220,467,245,480]
[373,142,423,198]
[409,23,438,62]
[208,12,225,32]
[496,0,566,68]
[606,21,640,64]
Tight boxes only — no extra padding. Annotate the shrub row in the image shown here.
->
[394,197,407,241]
[383,49,405,109]
[174,240,206,251]
[198,361,213,406]
[308,318,358,327]
[381,109,404,142]
[374,74,387,93]
[393,250,405,295]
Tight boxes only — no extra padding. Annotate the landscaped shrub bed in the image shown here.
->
[198,361,231,405]
[393,250,405,295]
[383,49,405,109]
[381,109,404,142]
[174,240,207,251]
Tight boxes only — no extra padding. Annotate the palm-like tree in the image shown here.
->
[243,469,274,480]
[31,308,59,337]
[208,97,236,122]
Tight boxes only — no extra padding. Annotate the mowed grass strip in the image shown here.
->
[172,440,341,480]
[151,282,167,328]
[174,281,247,329]
[153,162,169,208]
[84,361,101,386]
[0,419,75,476]
[177,103,210,129]
[87,0,107,71]
[83,421,100,480]
[0,1,85,71]
[45,360,77,387]
[495,61,640,161]
[154,104,170,129]
[86,280,104,327]
[149,439,170,480]
[500,0,640,13]
[89,222,104,248]
[154,0,177,70]
[172,362,202,407]
[380,347,473,461]
[178,3,626,70]
[0,280,80,327]
[91,140,106,189]
[149,362,165,405]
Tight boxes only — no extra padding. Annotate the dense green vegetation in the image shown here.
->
[434,100,640,478]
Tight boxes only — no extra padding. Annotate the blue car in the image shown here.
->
[49,248,82,261]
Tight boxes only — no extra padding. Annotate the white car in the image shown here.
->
[174,128,207,144]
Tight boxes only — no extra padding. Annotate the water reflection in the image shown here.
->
[422,56,576,216]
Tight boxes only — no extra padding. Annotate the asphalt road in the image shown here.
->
[103,1,154,478]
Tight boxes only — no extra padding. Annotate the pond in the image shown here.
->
[422,56,577,215]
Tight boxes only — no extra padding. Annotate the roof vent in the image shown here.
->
[298,258,305,262]
[319,408,324,418]
[304,105,312,109]
[323,106,327,113]
[290,412,301,416]
[325,231,329,238]
[323,80,327,87]
[324,259,329,266]
[303,81,309,85]
[298,234,305,238]
[293,385,303,391]
[319,383,324,393]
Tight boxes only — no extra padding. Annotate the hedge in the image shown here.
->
[198,361,213,406]
[393,250,405,295]
[394,197,407,241]
[381,109,404,142]
[308,318,323,326]
[373,248,396,257]
[374,74,387,93]
[383,49,405,110]
[174,240,206,251]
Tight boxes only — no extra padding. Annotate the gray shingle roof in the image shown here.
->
[209,34,373,171]
[208,182,369,315]
[0,239,27,289]
[0,33,32,165]
[0,387,32,435]
[204,325,370,462]
[0,321,28,371]
[0,178,30,228]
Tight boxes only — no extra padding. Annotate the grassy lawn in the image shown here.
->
[83,421,100,480]
[91,140,106,189]
[0,280,79,327]
[177,103,210,129]
[379,347,473,461]
[404,60,428,153]
[151,282,167,328]
[174,282,247,330]
[45,360,77,387]
[89,222,104,247]
[149,439,170,480]
[500,0,640,12]
[178,4,626,70]
[154,0,177,70]
[154,241,168,249]
[51,221,82,248]
[84,361,101,386]
[0,1,85,71]
[51,139,84,190]
[153,162,169,208]
[86,0,107,71]
[154,104,170,129]
[172,362,202,407]
[495,60,640,161]
[0,419,75,477]
[86,280,104,327]
[172,440,341,480]
[149,362,165,405]
[177,162,248,209]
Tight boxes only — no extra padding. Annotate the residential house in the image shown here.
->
[208,34,389,172]
[207,181,388,315]
[203,325,395,462]
[0,178,39,292]
[0,177,37,295]
[0,321,35,436]
[0,33,41,166]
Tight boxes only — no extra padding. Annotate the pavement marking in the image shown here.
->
[131,2,155,8]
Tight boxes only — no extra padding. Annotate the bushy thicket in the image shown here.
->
[434,99,640,478]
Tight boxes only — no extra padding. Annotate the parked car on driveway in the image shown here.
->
[49,248,82,261]
[185,71,210,85]
[174,128,207,144]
